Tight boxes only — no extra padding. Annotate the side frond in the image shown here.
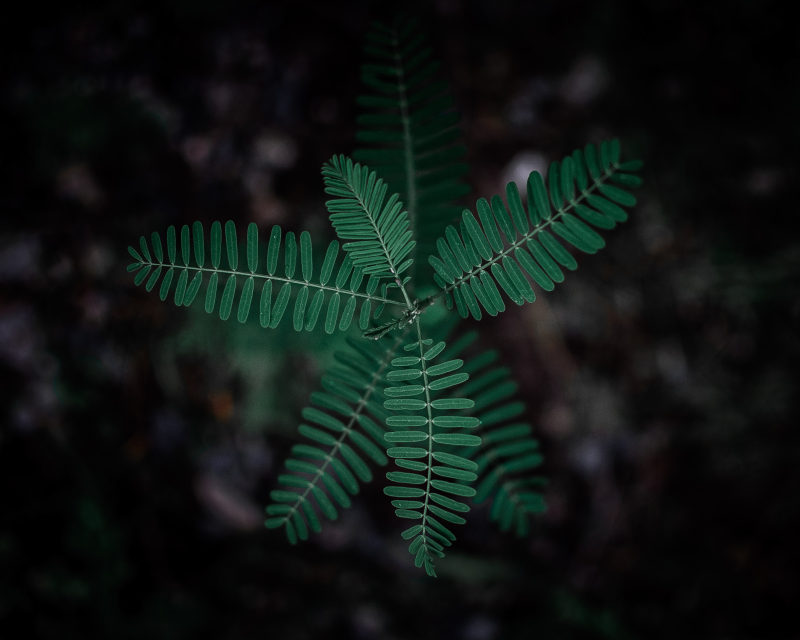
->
[383,321,481,577]
[428,140,643,319]
[127,221,406,333]
[354,17,469,285]
[447,331,546,538]
[264,332,407,543]
[322,155,416,280]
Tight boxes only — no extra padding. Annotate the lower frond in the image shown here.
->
[383,320,481,577]
[444,329,547,538]
[264,332,407,543]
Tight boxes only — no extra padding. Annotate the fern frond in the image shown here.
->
[383,320,481,577]
[127,221,406,333]
[438,328,546,538]
[322,155,416,280]
[353,17,469,284]
[455,336,546,537]
[264,332,408,543]
[429,140,643,319]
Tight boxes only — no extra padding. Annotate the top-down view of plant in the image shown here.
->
[2,1,797,638]
[126,17,641,577]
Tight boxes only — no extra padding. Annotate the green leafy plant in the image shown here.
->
[126,17,642,577]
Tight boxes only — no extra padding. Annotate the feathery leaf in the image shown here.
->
[383,321,481,577]
[322,154,416,279]
[430,141,642,319]
[444,329,547,538]
[354,17,469,286]
[265,332,408,541]
[127,221,406,333]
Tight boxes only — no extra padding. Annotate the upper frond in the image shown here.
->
[382,321,481,577]
[127,221,406,333]
[322,155,416,280]
[354,17,469,286]
[264,332,407,543]
[428,140,643,319]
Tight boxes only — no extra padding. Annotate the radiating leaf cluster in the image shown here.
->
[353,17,469,284]
[125,14,645,577]
[429,140,643,319]
[322,155,416,279]
[127,221,405,333]
[382,330,482,577]
[264,333,406,542]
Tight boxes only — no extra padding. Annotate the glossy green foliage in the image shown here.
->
[353,17,469,284]
[127,221,406,333]
[322,155,416,279]
[265,334,404,543]
[430,140,643,319]
[383,333,481,577]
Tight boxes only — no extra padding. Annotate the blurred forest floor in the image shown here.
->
[1,1,798,638]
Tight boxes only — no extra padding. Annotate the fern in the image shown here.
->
[383,321,481,577]
[354,17,469,285]
[430,327,545,538]
[452,333,546,537]
[124,13,645,578]
[322,154,416,280]
[429,140,642,319]
[127,221,405,333]
[265,333,406,542]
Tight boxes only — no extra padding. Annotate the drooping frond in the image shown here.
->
[353,17,469,285]
[429,140,643,319]
[127,221,406,333]
[448,332,546,537]
[382,321,481,577]
[264,332,408,543]
[322,155,416,280]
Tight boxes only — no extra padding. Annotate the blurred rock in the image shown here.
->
[0,235,40,283]
[56,163,105,209]
[559,55,608,107]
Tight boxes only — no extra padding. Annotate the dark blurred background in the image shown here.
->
[1,0,797,638]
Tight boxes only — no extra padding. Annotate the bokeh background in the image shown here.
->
[1,0,797,638]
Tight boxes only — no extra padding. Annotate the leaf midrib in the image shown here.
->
[414,316,436,572]
[131,261,405,307]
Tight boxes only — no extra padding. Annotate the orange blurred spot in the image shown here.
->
[209,391,234,422]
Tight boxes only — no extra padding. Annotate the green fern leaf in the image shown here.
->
[322,154,416,279]
[444,330,546,538]
[354,18,469,285]
[383,321,481,577]
[430,140,642,319]
[127,221,408,332]
[264,332,408,542]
